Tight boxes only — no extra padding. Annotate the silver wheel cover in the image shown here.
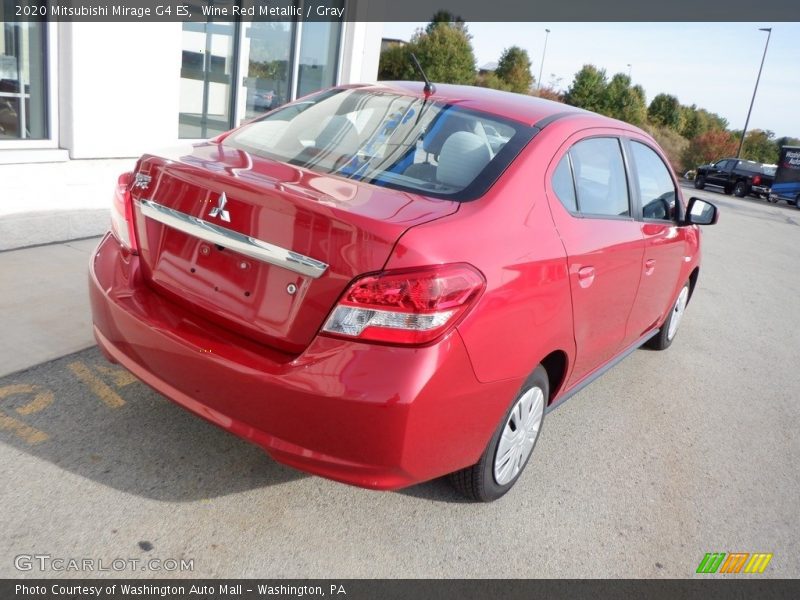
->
[493,386,545,485]
[667,286,690,341]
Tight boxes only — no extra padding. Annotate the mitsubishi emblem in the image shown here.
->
[208,192,230,222]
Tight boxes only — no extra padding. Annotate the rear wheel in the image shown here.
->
[646,282,690,351]
[694,175,706,190]
[450,366,548,502]
[734,181,749,198]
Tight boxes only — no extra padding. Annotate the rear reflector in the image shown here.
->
[110,172,137,253]
[322,264,485,345]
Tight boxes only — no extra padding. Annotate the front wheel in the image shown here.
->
[646,282,690,351]
[449,366,548,502]
[694,175,706,190]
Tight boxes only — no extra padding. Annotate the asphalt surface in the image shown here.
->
[1,183,798,579]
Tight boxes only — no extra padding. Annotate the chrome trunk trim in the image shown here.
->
[137,199,329,279]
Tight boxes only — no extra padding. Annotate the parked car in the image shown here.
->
[90,83,717,502]
[767,146,800,208]
[694,157,774,198]
[246,88,279,113]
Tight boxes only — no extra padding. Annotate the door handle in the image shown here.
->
[644,258,656,275]
[577,266,595,288]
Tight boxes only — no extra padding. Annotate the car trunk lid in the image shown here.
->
[130,143,458,354]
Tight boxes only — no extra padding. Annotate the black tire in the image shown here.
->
[795,194,800,209]
[734,181,749,198]
[646,282,690,351]
[694,175,706,190]
[449,365,548,502]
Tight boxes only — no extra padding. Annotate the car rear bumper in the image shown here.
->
[89,234,520,490]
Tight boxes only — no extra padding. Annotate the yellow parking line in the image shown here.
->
[0,384,55,416]
[96,364,138,387]
[68,362,126,409]
[0,412,49,444]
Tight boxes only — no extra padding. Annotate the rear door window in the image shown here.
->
[566,138,631,218]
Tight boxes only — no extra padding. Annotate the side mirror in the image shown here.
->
[685,197,719,225]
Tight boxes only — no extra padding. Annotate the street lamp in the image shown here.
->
[627,64,632,78]
[537,28,551,90]
[737,27,772,158]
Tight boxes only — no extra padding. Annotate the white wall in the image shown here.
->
[59,22,184,159]
[338,21,383,86]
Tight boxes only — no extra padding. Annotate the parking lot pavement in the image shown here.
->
[0,237,101,378]
[1,190,798,579]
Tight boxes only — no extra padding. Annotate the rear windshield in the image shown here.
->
[760,165,777,176]
[736,160,762,171]
[222,88,536,201]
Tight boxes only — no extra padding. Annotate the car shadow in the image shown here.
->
[397,477,474,504]
[0,347,305,502]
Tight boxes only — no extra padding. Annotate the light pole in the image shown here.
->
[737,27,772,158]
[537,28,551,90]
[627,64,632,78]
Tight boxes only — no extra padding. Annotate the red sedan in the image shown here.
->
[89,82,718,501]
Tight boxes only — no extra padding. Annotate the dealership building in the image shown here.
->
[0,12,382,249]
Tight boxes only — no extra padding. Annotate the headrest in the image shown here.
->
[437,132,493,189]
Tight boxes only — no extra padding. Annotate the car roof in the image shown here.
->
[358,81,613,129]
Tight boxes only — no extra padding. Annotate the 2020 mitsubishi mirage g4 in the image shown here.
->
[89,82,718,501]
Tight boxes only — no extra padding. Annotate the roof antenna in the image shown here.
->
[410,53,436,97]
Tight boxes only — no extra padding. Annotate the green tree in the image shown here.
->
[476,71,513,92]
[377,17,477,85]
[494,46,533,94]
[679,105,703,139]
[409,21,476,85]
[602,73,647,126]
[648,93,682,130]
[701,109,729,132]
[682,130,739,168]
[563,65,608,113]
[740,129,779,164]
[378,44,415,81]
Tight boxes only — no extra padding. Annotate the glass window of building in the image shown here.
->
[0,15,48,140]
[297,1,343,98]
[242,21,294,120]
[179,21,237,139]
[179,7,343,139]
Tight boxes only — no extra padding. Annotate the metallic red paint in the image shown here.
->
[89,82,707,490]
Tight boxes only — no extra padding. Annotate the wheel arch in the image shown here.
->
[688,266,700,302]
[540,350,569,406]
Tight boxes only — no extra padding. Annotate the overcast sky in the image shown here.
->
[381,22,800,139]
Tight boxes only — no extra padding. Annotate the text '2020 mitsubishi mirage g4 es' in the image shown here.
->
[89,82,718,501]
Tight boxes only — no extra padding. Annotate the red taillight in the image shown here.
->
[752,175,761,185]
[110,172,138,253]
[322,264,485,345]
